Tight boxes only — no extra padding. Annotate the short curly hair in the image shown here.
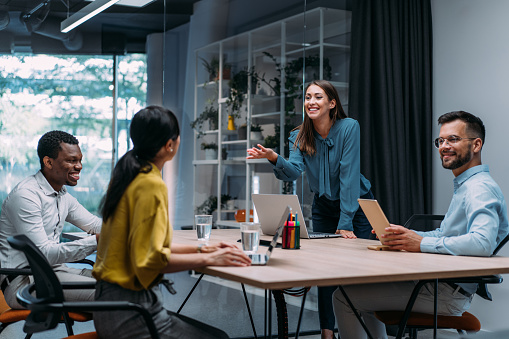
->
[37,131,79,169]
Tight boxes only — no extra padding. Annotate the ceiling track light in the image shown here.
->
[60,0,121,33]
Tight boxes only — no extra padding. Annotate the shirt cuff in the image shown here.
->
[272,155,285,174]
[80,233,98,251]
[337,215,354,232]
[420,236,439,253]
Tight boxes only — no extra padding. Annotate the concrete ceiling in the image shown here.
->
[0,0,200,54]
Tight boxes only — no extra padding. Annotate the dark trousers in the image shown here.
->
[312,190,374,331]
[94,280,229,339]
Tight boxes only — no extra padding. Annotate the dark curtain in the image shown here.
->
[348,0,433,224]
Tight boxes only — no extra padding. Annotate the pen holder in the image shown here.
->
[282,221,300,249]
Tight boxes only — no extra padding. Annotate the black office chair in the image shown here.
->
[8,234,160,339]
[0,259,95,338]
[374,214,508,339]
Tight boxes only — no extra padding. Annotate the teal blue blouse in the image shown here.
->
[272,118,371,231]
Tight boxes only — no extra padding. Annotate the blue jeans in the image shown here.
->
[312,191,374,331]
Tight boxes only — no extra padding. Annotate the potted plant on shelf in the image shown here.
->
[226,68,259,125]
[237,123,247,140]
[220,194,237,210]
[250,124,263,141]
[201,55,231,81]
[196,194,237,216]
[196,195,217,215]
[201,142,218,160]
[190,105,218,138]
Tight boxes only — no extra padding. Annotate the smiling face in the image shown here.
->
[304,84,336,123]
[438,120,480,176]
[42,142,83,191]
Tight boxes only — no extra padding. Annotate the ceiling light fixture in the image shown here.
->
[61,0,121,33]
[85,0,156,7]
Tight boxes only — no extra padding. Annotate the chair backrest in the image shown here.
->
[404,214,445,232]
[7,235,65,333]
[493,233,509,256]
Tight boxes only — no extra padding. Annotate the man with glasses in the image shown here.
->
[0,131,101,309]
[332,111,509,338]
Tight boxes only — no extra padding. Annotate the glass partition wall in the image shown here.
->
[0,0,352,336]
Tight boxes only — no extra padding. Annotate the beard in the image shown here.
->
[441,150,473,170]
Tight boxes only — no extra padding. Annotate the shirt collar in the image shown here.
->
[313,120,339,147]
[35,170,67,197]
[453,164,489,192]
[143,162,163,178]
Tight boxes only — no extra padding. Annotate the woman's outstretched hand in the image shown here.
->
[199,241,240,253]
[205,247,252,267]
[247,144,278,163]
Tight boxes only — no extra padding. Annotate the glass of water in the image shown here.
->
[194,215,213,242]
[240,222,261,254]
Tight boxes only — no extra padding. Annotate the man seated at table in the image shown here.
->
[332,111,509,339]
[0,130,101,308]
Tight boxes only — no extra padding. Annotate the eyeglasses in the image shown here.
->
[434,136,477,149]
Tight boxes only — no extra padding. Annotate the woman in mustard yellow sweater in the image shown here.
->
[93,105,251,338]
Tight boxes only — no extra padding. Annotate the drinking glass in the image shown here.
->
[194,215,213,242]
[240,222,261,254]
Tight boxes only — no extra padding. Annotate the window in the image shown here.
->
[0,53,147,231]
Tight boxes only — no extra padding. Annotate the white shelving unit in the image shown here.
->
[192,7,352,227]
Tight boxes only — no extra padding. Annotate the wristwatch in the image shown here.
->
[197,243,204,253]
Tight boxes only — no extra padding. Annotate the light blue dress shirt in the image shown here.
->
[272,118,371,231]
[416,165,509,294]
[418,165,509,257]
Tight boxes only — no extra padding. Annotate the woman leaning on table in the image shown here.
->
[92,105,251,339]
[247,80,373,339]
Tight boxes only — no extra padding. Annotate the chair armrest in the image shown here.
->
[440,275,503,301]
[60,281,96,289]
[18,283,159,339]
[440,275,503,285]
[0,268,32,276]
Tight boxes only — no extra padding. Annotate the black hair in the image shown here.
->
[37,130,79,169]
[101,105,180,221]
[438,111,485,146]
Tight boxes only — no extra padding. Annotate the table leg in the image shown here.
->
[294,289,308,339]
[433,279,438,339]
[268,290,272,338]
[241,283,258,338]
[177,273,204,314]
[395,280,432,339]
[337,286,374,339]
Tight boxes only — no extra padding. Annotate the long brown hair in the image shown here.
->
[293,80,347,155]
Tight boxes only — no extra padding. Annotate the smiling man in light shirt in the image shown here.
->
[332,111,509,339]
[0,130,101,308]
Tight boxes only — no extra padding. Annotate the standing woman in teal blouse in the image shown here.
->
[247,80,373,339]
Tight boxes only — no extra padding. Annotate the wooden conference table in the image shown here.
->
[174,229,509,337]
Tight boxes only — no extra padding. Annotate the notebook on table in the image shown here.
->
[249,205,290,265]
[252,194,342,239]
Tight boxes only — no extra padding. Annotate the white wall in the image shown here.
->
[432,0,509,331]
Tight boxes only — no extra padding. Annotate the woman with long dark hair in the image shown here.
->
[93,105,250,338]
[247,80,373,339]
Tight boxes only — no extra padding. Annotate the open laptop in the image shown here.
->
[249,205,290,265]
[357,199,396,251]
[252,194,342,239]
